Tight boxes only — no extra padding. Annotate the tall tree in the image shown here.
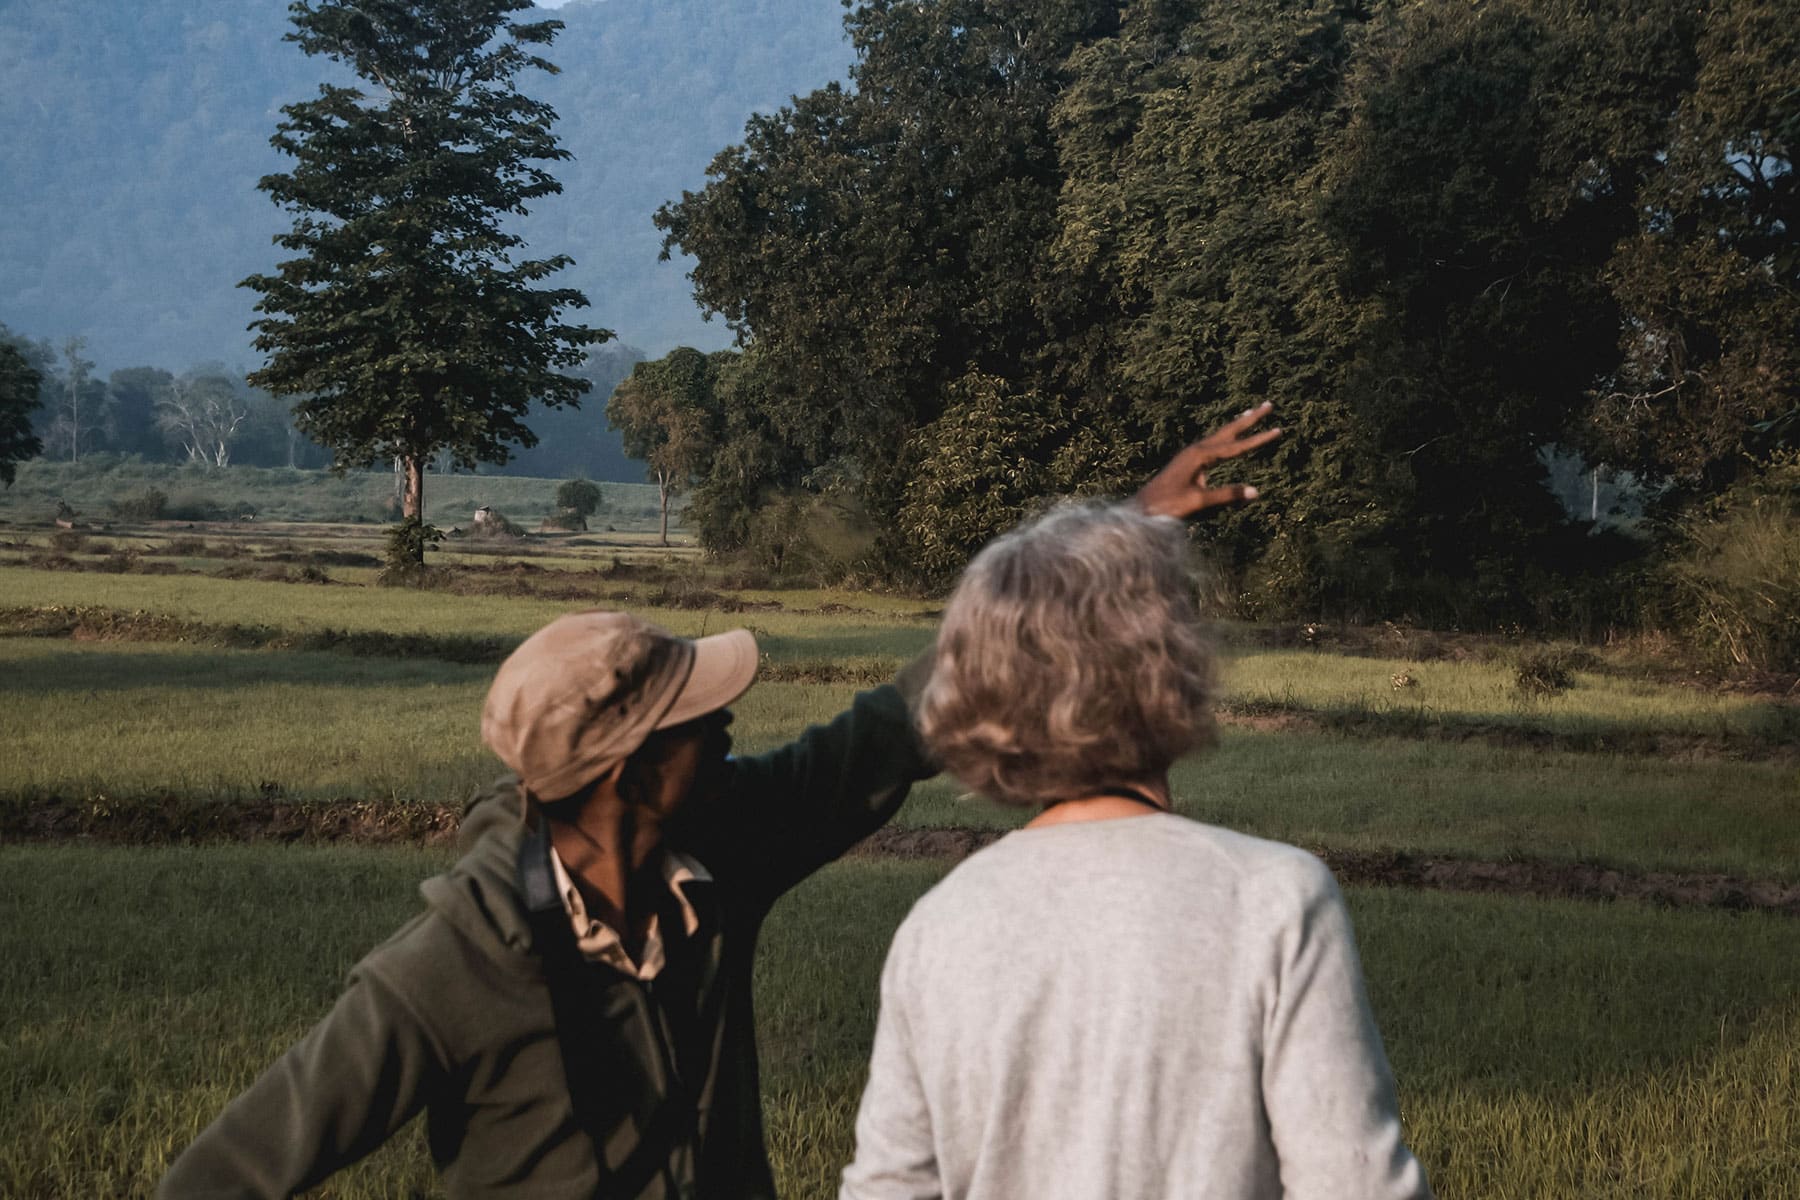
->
[155,370,251,467]
[608,347,717,546]
[106,367,176,460]
[242,0,606,560]
[44,336,103,463]
[658,0,1120,550]
[0,340,43,486]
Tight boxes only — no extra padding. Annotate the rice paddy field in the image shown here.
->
[2,470,1797,1198]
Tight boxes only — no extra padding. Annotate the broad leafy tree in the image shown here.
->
[0,340,43,486]
[243,0,606,559]
[663,0,1795,622]
[1588,0,1799,501]
[554,478,602,519]
[658,0,1119,545]
[608,347,718,546]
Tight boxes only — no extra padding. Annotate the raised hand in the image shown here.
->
[1134,402,1281,520]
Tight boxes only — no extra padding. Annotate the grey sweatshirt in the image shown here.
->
[840,813,1432,1200]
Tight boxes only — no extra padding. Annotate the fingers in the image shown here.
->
[1189,405,1282,468]
[1222,400,1276,436]
[1195,483,1262,510]
[1213,425,1282,460]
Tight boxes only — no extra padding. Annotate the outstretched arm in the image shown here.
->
[157,963,446,1199]
[677,677,935,903]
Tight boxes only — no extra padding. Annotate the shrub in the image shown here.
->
[1669,492,1800,673]
[379,517,445,587]
[163,493,222,522]
[539,510,587,532]
[1514,649,1577,698]
[110,488,168,521]
[48,530,89,553]
[554,479,603,518]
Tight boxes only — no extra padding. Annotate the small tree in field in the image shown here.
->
[554,478,602,519]
[242,0,607,563]
[608,348,715,547]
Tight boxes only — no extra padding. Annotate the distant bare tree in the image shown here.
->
[43,336,101,463]
[155,372,249,467]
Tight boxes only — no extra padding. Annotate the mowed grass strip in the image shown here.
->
[0,567,938,663]
[889,728,1800,882]
[1222,648,1799,751]
[6,639,1798,880]
[1,848,1794,1198]
[5,564,1792,755]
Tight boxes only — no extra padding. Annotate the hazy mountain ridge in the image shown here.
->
[1,0,852,375]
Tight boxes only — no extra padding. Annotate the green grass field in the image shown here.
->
[1,848,1794,1198]
[0,460,670,528]
[2,514,1797,1197]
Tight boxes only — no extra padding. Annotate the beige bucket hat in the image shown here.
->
[481,610,759,802]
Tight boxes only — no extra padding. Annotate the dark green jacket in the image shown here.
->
[159,685,932,1199]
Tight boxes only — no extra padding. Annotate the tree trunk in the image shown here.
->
[657,472,670,547]
[403,455,427,561]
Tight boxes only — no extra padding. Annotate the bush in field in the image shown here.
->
[1669,491,1800,674]
[111,487,168,521]
[48,529,89,553]
[540,510,587,532]
[164,492,224,522]
[554,479,602,518]
[1514,649,1576,698]
[378,517,443,587]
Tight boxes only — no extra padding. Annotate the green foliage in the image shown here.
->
[659,0,1796,631]
[553,478,602,518]
[1668,484,1800,674]
[659,0,1118,540]
[680,350,814,555]
[379,517,443,587]
[895,373,1142,583]
[1587,0,1800,501]
[0,338,43,487]
[1514,649,1577,699]
[109,487,168,521]
[608,347,719,544]
[241,0,608,552]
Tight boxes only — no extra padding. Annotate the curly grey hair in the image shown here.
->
[917,501,1218,807]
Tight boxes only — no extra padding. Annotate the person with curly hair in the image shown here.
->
[840,405,1431,1200]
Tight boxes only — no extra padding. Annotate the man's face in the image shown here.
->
[628,708,735,820]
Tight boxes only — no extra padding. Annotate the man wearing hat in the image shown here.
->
[159,609,935,1199]
[157,410,1277,1198]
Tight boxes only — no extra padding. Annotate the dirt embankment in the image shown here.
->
[851,827,1800,917]
[1215,706,1800,765]
[8,795,1797,915]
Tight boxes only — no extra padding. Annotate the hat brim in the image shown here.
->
[655,628,759,730]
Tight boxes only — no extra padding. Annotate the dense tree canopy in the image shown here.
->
[0,339,45,487]
[242,0,606,557]
[658,0,1797,621]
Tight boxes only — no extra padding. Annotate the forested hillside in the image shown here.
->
[0,0,851,373]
